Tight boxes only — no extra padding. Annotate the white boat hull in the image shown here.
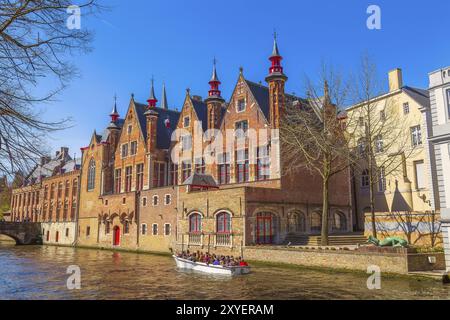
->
[173,256,251,276]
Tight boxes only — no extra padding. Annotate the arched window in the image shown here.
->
[361,169,370,188]
[288,211,306,233]
[124,220,130,234]
[311,211,322,233]
[87,159,96,191]
[189,213,202,233]
[332,212,347,232]
[216,212,231,233]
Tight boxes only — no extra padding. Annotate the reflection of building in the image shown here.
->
[76,38,352,255]
[427,67,450,269]
[346,69,435,239]
[10,147,80,245]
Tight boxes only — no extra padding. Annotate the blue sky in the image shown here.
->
[40,0,450,155]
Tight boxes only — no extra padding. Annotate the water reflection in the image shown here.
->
[0,242,449,300]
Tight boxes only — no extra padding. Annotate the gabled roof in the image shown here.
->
[134,102,181,149]
[244,79,306,121]
[403,86,430,108]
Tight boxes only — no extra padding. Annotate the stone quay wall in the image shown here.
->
[244,246,445,275]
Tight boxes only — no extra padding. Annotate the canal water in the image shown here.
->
[1,242,450,300]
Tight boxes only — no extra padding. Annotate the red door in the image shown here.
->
[256,213,273,244]
[113,226,120,246]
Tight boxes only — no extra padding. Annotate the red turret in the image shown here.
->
[110,95,120,123]
[147,78,158,108]
[208,58,222,97]
[268,33,284,75]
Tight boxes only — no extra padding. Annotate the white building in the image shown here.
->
[427,67,450,270]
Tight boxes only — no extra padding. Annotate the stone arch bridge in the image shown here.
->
[0,222,42,245]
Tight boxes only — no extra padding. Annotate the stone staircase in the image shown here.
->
[282,232,367,247]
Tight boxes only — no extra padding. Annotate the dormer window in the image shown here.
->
[237,99,246,112]
[183,116,190,128]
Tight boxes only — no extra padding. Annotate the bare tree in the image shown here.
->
[347,55,420,238]
[0,0,102,178]
[280,67,353,246]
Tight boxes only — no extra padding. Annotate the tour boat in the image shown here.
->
[173,255,251,276]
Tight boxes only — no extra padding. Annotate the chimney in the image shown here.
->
[60,147,69,159]
[388,68,403,92]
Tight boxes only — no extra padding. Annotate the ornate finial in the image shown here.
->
[239,66,244,74]
[186,88,190,95]
[147,76,158,108]
[110,94,119,122]
[210,56,219,82]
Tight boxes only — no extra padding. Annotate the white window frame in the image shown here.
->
[152,195,159,206]
[141,223,147,235]
[414,160,425,190]
[164,194,171,205]
[130,141,138,155]
[411,125,422,147]
[121,143,129,158]
[183,116,190,128]
[236,98,246,113]
[164,223,171,236]
[403,102,410,115]
[375,135,384,153]
[152,223,158,236]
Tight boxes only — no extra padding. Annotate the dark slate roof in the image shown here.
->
[245,80,271,120]
[135,102,181,149]
[182,173,218,187]
[245,80,306,120]
[403,86,430,108]
[191,98,208,132]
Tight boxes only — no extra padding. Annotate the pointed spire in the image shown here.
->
[161,82,168,110]
[147,76,158,108]
[210,57,220,82]
[271,31,281,58]
[110,94,119,123]
[207,57,222,98]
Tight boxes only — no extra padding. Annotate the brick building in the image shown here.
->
[75,37,351,255]
[10,147,80,245]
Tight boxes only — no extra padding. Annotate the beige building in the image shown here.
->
[346,69,434,238]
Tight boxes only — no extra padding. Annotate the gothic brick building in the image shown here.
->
[10,147,80,245]
[75,38,352,254]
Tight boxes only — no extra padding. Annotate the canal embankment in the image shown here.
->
[244,246,446,276]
